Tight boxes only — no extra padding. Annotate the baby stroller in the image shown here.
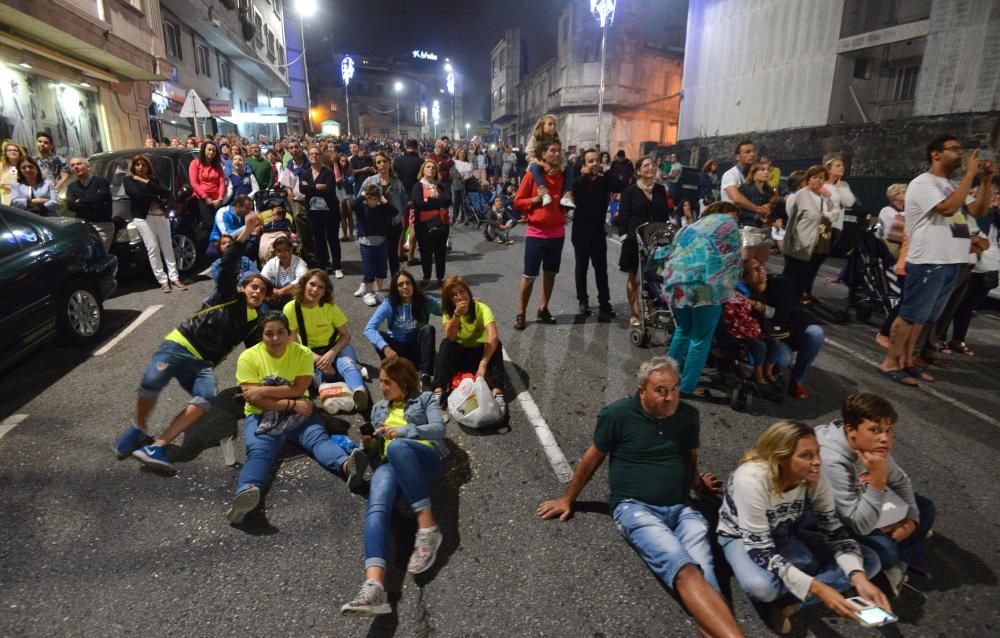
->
[462,177,488,229]
[709,324,761,413]
[254,187,308,263]
[630,221,678,348]
[834,225,900,324]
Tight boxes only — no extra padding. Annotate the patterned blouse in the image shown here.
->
[662,212,742,308]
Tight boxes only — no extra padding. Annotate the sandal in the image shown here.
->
[949,341,975,356]
[934,340,952,355]
[904,366,934,383]
[878,368,919,387]
[629,316,641,327]
[680,387,711,399]
[514,313,526,331]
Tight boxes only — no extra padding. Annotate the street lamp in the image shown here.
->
[394,81,403,138]
[294,0,317,135]
[591,0,617,151]
[445,63,456,140]
[341,55,355,136]
[432,99,440,139]
[420,105,428,140]
[465,122,470,139]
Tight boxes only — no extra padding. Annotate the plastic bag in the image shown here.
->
[447,377,504,429]
[318,381,355,415]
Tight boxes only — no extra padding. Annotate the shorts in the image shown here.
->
[137,341,216,411]
[523,236,564,278]
[740,225,773,250]
[359,241,389,282]
[899,262,959,324]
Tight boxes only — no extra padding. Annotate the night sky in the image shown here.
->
[303,0,569,125]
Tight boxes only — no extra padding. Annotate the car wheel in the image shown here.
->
[172,232,198,274]
[57,280,104,345]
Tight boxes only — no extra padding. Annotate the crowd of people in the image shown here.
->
[7,118,993,634]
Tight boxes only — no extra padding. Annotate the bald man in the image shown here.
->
[67,156,114,250]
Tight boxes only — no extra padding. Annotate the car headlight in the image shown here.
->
[115,222,141,244]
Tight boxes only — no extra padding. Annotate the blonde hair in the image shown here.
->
[886,183,907,199]
[739,420,816,494]
[530,114,559,143]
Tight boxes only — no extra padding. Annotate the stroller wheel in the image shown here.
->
[630,328,649,348]
[730,385,752,412]
[855,304,873,322]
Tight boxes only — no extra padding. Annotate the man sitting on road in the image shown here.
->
[815,393,935,594]
[538,357,744,638]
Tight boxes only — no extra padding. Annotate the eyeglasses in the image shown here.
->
[941,145,964,153]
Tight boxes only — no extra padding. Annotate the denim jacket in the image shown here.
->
[370,391,448,458]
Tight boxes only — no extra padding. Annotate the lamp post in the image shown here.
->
[420,105,428,141]
[432,100,440,139]
[341,55,355,136]
[294,0,317,134]
[394,81,403,138]
[590,0,617,151]
[465,122,470,140]
[445,62,456,140]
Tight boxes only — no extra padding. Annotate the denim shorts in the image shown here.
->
[359,241,389,283]
[137,340,216,411]
[522,236,564,278]
[900,262,959,324]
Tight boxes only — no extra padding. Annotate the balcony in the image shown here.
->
[160,0,288,92]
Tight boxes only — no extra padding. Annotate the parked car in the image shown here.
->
[88,148,210,278]
[0,205,118,371]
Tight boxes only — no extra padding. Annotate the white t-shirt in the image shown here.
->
[904,172,974,265]
[975,215,999,273]
[719,164,745,203]
[876,206,899,239]
[261,255,307,288]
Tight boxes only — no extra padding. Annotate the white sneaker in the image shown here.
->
[334,269,344,279]
[541,193,553,207]
[559,195,576,209]
[363,292,378,306]
[341,579,392,617]
[353,283,367,297]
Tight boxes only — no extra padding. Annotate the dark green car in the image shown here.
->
[0,205,118,371]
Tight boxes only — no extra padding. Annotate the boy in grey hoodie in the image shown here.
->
[815,393,935,590]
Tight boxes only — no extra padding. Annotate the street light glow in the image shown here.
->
[444,62,453,73]
[295,0,317,17]
[341,55,355,85]
[394,81,403,93]
[590,0,617,27]
[446,72,455,96]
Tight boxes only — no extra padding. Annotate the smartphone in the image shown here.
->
[979,148,993,161]
[847,597,898,627]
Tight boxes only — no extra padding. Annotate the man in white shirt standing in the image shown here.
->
[878,135,994,386]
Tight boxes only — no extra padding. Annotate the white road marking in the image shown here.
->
[824,337,1000,430]
[92,305,164,356]
[501,347,574,483]
[0,414,28,440]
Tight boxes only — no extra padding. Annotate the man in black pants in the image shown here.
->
[572,149,625,322]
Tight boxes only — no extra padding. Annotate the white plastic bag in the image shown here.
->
[447,377,504,429]
[318,381,355,415]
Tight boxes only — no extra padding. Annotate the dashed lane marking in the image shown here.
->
[501,347,574,483]
[92,305,164,356]
[824,337,1000,430]
[0,414,28,440]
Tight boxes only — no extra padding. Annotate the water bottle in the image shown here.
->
[220,436,237,467]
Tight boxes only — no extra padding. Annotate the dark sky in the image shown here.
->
[303,0,569,124]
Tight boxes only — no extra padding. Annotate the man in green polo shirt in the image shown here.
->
[538,357,743,638]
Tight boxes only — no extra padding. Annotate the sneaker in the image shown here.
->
[334,269,345,279]
[132,444,174,472]
[353,283,367,297]
[493,393,507,415]
[597,305,616,322]
[506,239,514,245]
[363,292,378,306]
[767,324,791,339]
[225,485,261,524]
[340,579,392,617]
[160,282,172,293]
[420,374,433,392]
[407,527,444,574]
[541,193,553,207]
[559,194,576,209]
[578,303,592,317]
[113,425,150,460]
[494,237,505,244]
[536,308,557,324]
[353,388,369,415]
[514,313,526,331]
[788,382,809,399]
[343,448,368,491]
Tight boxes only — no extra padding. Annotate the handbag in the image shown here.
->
[294,301,339,355]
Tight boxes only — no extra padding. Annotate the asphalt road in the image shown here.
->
[1,220,998,638]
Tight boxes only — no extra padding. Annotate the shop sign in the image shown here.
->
[205,99,232,117]
[412,50,438,61]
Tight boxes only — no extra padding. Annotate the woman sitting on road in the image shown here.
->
[283,268,369,414]
[11,155,59,216]
[340,358,448,617]
[226,311,367,524]
[363,270,442,388]
[717,420,888,635]
[260,235,307,308]
[123,153,185,293]
[432,276,506,412]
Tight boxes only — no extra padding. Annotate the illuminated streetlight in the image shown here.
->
[341,55,355,136]
[295,0,316,17]
[465,122,470,139]
[394,81,403,138]
[432,99,440,138]
[590,0,617,150]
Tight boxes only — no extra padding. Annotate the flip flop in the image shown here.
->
[905,366,934,383]
[879,368,919,387]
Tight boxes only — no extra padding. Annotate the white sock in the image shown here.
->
[418,526,438,534]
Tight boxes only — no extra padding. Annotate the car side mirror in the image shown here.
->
[178,184,193,200]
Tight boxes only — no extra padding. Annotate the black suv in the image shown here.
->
[88,148,211,277]
[0,205,118,371]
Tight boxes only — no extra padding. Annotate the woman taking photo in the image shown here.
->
[361,150,407,279]
[123,154,185,292]
[335,153,356,242]
[617,155,671,326]
[412,160,452,289]
[299,146,342,278]
[699,159,719,208]
[364,270,442,387]
[340,357,447,617]
[227,311,366,524]
[1,141,26,206]
[10,156,59,217]
[188,141,227,231]
[717,420,886,634]
[283,268,369,413]
[351,184,396,307]
[738,162,778,263]
[782,165,832,303]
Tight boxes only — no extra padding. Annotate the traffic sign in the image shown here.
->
[179,89,211,118]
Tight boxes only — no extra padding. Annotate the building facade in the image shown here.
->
[153,0,290,142]
[0,0,168,157]
[490,1,685,160]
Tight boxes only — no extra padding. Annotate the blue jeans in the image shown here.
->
[668,304,723,394]
[314,343,365,391]
[359,240,388,283]
[236,412,357,493]
[857,494,935,573]
[486,224,511,242]
[613,500,720,593]
[720,529,881,604]
[529,162,576,197]
[138,341,216,412]
[364,439,442,569]
[771,324,825,384]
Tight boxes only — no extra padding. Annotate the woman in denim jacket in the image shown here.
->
[341,357,447,618]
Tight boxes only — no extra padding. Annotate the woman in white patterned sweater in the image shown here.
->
[717,421,889,633]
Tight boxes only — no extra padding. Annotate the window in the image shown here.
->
[492,58,497,79]
[253,10,263,48]
[219,55,232,89]
[277,44,285,68]
[265,27,275,59]
[376,84,384,96]
[499,84,506,104]
[880,65,919,102]
[195,43,211,77]
[273,0,282,17]
[853,57,872,80]
[163,20,182,60]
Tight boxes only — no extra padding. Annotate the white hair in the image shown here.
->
[637,356,680,387]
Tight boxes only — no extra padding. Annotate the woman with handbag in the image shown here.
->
[782,165,832,303]
[124,154,185,293]
[283,269,369,414]
[411,160,452,289]
[340,357,447,617]
[299,146,342,278]
[737,162,778,263]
